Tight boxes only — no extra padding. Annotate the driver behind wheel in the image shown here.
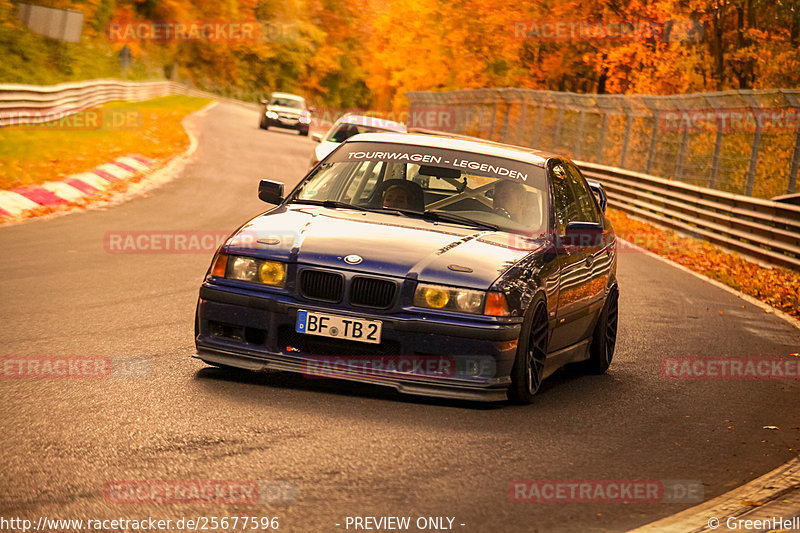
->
[492,180,526,221]
[382,185,411,210]
[371,179,425,212]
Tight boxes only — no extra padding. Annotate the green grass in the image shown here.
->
[0,10,167,85]
[0,95,212,189]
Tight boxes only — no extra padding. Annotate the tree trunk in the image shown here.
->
[710,2,726,91]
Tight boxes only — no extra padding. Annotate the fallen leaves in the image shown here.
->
[0,96,211,190]
[607,210,800,319]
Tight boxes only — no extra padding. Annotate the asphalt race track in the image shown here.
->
[1,102,799,532]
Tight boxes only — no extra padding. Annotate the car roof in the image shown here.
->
[343,132,555,167]
[337,114,406,131]
[270,92,305,101]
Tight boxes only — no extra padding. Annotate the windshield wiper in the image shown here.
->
[425,210,499,231]
[393,209,499,231]
[290,200,499,231]
[289,199,381,212]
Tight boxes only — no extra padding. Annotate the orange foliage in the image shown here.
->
[4,0,798,108]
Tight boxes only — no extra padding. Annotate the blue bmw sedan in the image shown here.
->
[195,133,618,403]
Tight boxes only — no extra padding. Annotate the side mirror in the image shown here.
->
[258,179,284,204]
[312,132,323,143]
[562,221,603,248]
[260,99,268,105]
[586,179,607,212]
[308,106,317,113]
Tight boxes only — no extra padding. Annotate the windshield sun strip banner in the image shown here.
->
[328,142,545,184]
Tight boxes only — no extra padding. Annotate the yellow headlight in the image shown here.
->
[423,287,450,308]
[259,261,286,286]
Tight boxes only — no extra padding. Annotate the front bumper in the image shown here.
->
[195,284,521,402]
[266,116,309,131]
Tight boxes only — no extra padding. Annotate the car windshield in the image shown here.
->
[289,141,549,234]
[327,123,402,143]
[269,97,304,109]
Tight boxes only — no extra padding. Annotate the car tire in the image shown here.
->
[581,286,618,374]
[508,300,549,405]
[259,116,267,129]
[300,129,309,136]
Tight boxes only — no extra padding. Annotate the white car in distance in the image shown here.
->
[310,114,406,168]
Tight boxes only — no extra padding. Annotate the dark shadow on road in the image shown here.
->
[259,126,307,137]
[194,365,502,410]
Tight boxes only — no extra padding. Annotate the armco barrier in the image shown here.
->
[576,161,800,270]
[0,80,190,126]
[3,81,797,270]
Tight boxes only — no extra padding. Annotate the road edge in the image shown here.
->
[0,101,217,226]
[628,457,800,532]
[622,237,800,532]
[618,239,800,330]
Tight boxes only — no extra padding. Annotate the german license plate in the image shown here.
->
[296,310,382,344]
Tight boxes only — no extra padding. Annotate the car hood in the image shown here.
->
[224,205,542,289]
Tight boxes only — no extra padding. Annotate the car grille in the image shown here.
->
[300,270,344,302]
[278,326,400,357]
[350,276,396,308]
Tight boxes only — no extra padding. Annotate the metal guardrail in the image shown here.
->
[0,79,264,127]
[407,88,800,199]
[0,79,188,126]
[408,89,800,271]
[3,80,797,270]
[576,161,800,270]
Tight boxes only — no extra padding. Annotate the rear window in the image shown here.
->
[327,123,402,143]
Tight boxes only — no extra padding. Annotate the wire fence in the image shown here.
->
[406,88,800,200]
[4,81,799,201]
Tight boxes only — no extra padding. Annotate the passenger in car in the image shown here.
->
[492,180,526,222]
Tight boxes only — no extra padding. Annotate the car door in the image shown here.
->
[548,160,601,352]
[564,161,613,314]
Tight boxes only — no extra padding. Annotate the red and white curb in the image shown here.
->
[0,155,156,219]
